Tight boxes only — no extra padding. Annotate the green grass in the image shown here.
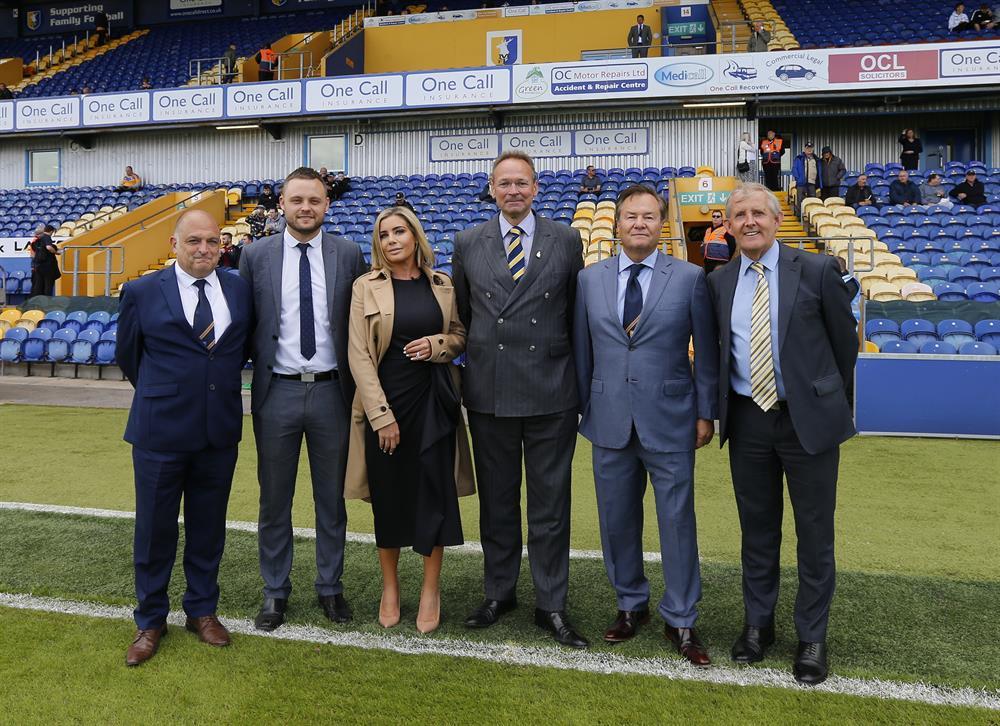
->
[1,404,997,582]
[3,609,990,726]
[2,509,998,691]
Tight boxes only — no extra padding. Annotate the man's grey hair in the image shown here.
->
[725,182,782,218]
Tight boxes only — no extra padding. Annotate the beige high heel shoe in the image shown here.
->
[379,588,400,628]
[416,590,440,634]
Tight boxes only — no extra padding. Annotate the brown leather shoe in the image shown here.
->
[664,625,711,667]
[125,625,166,667]
[603,608,650,643]
[185,615,231,647]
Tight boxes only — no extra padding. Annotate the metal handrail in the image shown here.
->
[189,55,232,86]
[275,50,314,81]
[60,245,126,296]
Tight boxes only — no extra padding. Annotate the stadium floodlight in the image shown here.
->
[681,101,746,108]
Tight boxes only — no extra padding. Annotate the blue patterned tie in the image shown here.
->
[506,226,526,282]
[297,243,316,360]
[623,263,643,338]
[192,279,215,350]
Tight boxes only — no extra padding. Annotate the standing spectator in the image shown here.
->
[578,165,603,196]
[393,192,415,212]
[222,44,238,84]
[329,172,351,201]
[791,142,820,212]
[736,132,757,183]
[747,21,771,52]
[0,83,14,100]
[971,4,997,27]
[844,174,878,209]
[257,47,277,82]
[29,224,60,296]
[702,210,736,275]
[93,11,109,46]
[819,146,846,200]
[478,182,495,204]
[949,3,976,31]
[247,207,267,239]
[257,184,279,211]
[888,170,921,206]
[759,130,785,192]
[949,169,987,207]
[318,167,329,178]
[117,166,143,192]
[898,129,923,171]
[263,208,286,237]
[919,173,954,210]
[627,15,652,58]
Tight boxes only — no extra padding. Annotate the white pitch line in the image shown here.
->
[0,592,997,712]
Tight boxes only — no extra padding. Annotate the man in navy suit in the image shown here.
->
[118,209,252,667]
[574,185,718,665]
[707,183,858,685]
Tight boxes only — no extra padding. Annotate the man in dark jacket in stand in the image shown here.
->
[949,169,987,208]
[819,147,846,200]
[888,170,921,206]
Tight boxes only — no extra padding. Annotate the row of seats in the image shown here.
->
[866,318,1000,355]
[0,336,116,365]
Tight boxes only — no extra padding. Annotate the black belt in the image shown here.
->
[732,392,787,412]
[273,370,338,382]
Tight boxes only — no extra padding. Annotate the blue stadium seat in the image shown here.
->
[70,340,93,364]
[975,319,1000,346]
[966,283,1000,302]
[4,326,30,343]
[53,328,78,344]
[864,319,901,348]
[95,340,117,365]
[0,338,21,362]
[937,319,976,348]
[932,282,968,301]
[958,341,998,356]
[45,338,69,362]
[77,328,101,345]
[900,319,937,347]
[918,341,958,355]
[879,340,917,354]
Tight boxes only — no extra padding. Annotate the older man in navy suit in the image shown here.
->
[574,185,718,665]
[118,209,252,666]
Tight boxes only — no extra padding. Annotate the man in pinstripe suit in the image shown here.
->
[452,151,587,648]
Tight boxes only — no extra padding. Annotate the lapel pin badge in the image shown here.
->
[535,250,542,258]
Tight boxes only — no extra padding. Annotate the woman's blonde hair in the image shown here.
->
[370,206,435,274]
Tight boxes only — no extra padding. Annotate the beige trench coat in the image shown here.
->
[344,267,475,500]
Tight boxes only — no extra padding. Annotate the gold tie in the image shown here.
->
[749,262,778,412]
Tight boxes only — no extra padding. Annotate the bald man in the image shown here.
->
[117,209,253,666]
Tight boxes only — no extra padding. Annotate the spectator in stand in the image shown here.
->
[759,130,785,192]
[29,224,61,296]
[701,210,736,275]
[889,170,921,206]
[949,169,987,207]
[140,78,152,90]
[117,166,143,192]
[329,172,351,201]
[747,21,771,52]
[972,4,997,27]
[239,232,253,250]
[263,208,286,237]
[0,83,14,100]
[257,47,277,82]
[791,141,820,211]
[627,15,653,58]
[898,129,922,170]
[949,3,976,31]
[318,167,329,178]
[257,184,278,211]
[222,44,238,84]
[844,174,878,209]
[248,207,267,239]
[736,132,757,183]
[81,85,93,95]
[394,192,415,212]
[919,173,954,210]
[578,166,603,196]
[219,232,240,269]
[93,11,109,46]
[478,182,495,204]
[819,146,846,200]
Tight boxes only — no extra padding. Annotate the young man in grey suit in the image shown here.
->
[573,185,718,665]
[452,151,587,648]
[240,167,367,631]
[707,183,858,685]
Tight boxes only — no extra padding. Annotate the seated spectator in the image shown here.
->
[919,173,954,210]
[218,232,240,269]
[888,170,920,206]
[257,183,278,211]
[0,83,14,100]
[238,232,253,249]
[949,3,976,31]
[844,174,878,209]
[318,166,328,178]
[578,165,602,195]
[263,208,286,237]
[81,85,93,95]
[478,182,495,204]
[140,78,152,90]
[248,207,267,239]
[116,165,143,191]
[328,172,351,201]
[394,192,415,212]
[971,3,996,27]
[949,169,987,207]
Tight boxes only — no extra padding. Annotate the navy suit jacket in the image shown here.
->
[707,243,858,455]
[118,265,252,452]
[574,252,718,453]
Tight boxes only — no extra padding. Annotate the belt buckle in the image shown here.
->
[301,372,316,383]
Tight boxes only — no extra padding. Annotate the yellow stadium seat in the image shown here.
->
[576,200,596,211]
[14,319,37,332]
[584,251,603,267]
[863,340,879,353]
[823,197,846,207]
[19,309,45,324]
[591,219,614,233]
[886,267,918,285]
[695,166,716,177]
[857,270,887,292]
[596,200,616,212]
[868,282,903,301]
[573,208,594,221]
[1,309,23,326]
[0,320,10,335]
[901,282,936,301]
[227,190,242,207]
[588,239,614,256]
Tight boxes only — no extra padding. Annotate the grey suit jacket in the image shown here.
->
[453,213,584,417]
[574,252,718,454]
[707,243,858,455]
[239,231,368,413]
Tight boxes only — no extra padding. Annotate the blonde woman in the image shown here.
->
[737,132,757,183]
[346,206,475,634]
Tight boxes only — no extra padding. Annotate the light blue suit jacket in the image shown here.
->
[573,252,719,454]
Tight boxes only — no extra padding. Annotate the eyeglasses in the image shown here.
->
[711,214,722,219]
[493,180,533,191]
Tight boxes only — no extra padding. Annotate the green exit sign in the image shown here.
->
[668,22,706,36]
[678,191,731,206]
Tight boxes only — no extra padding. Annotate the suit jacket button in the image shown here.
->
[497,317,504,324]
[497,343,504,351]
[486,292,492,299]
[530,318,537,325]
[529,345,536,351]
[209,354,215,360]
[544,292,550,299]
[209,384,216,391]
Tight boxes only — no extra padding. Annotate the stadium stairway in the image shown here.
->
[712,0,751,51]
[13,30,148,96]
[775,191,814,249]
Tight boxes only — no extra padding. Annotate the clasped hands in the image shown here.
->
[376,337,434,455]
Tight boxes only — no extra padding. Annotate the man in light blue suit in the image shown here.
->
[573,185,719,666]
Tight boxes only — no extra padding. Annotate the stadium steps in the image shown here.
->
[774,191,815,250]
[712,0,751,51]
[14,30,148,94]
[737,0,799,50]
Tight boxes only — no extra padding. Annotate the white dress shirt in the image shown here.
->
[616,248,659,324]
[499,211,536,269]
[274,228,336,374]
[174,265,231,341]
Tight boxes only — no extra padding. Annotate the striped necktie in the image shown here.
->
[506,225,526,282]
[749,262,778,412]
[192,279,215,350]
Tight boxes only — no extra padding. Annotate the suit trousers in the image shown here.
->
[132,444,237,630]
[466,409,577,611]
[593,434,701,627]
[762,163,782,192]
[727,394,839,642]
[253,378,349,599]
[631,47,649,58]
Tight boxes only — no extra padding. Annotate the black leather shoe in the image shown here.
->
[463,598,517,628]
[535,609,589,649]
[731,623,775,664]
[254,597,287,632]
[603,608,650,643]
[793,641,828,685]
[664,625,711,667]
[318,594,352,624]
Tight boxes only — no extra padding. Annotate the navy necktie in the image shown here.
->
[297,243,316,360]
[192,279,215,350]
[623,263,643,338]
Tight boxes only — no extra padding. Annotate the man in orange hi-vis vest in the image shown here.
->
[759,131,785,192]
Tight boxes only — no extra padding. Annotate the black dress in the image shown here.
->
[365,275,463,554]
